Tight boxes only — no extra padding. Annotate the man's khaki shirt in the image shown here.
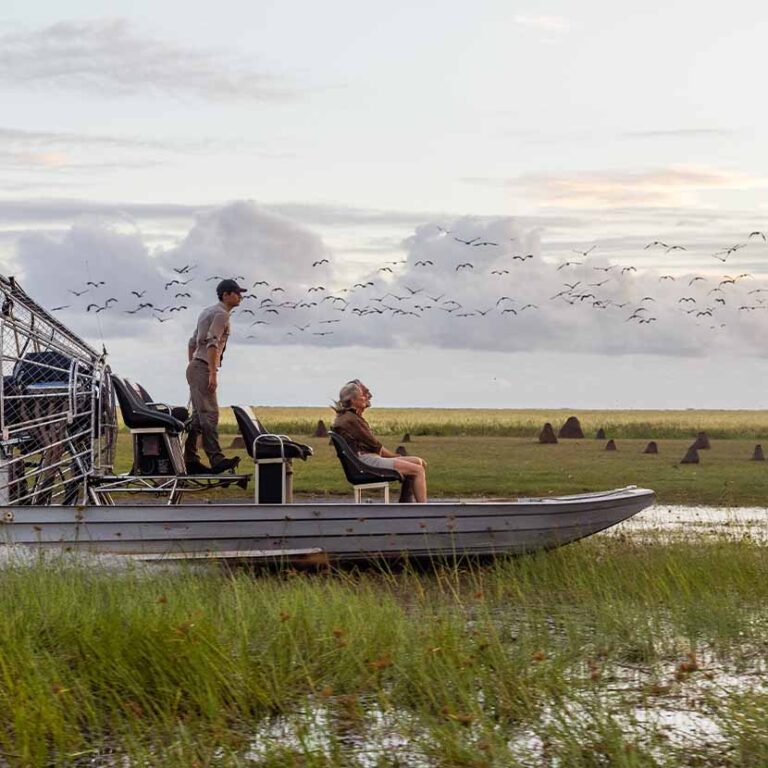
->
[331,409,383,454]
[188,302,230,367]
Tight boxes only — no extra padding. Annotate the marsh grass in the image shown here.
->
[2,534,768,766]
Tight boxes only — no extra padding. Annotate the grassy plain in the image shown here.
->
[213,407,768,440]
[3,533,768,766]
[116,407,768,505]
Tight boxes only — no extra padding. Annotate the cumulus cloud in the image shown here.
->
[13,201,333,342]
[10,203,768,362]
[0,18,288,100]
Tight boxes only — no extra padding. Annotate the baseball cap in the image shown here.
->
[216,278,247,295]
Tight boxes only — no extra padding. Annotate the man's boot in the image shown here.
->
[185,459,211,475]
[210,456,241,474]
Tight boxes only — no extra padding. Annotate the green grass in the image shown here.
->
[119,432,768,506]
[2,534,768,765]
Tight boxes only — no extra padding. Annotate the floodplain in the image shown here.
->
[3,408,766,766]
[116,407,768,505]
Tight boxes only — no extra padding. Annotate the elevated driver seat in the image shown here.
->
[126,380,190,425]
[231,405,313,503]
[112,376,185,475]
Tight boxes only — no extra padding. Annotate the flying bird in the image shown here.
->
[455,263,474,271]
[312,258,330,267]
[165,279,190,290]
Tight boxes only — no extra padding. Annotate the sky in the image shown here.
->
[1,1,768,408]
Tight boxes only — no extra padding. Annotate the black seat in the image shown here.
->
[231,405,312,460]
[13,350,74,389]
[329,431,403,486]
[112,376,185,433]
[126,380,189,424]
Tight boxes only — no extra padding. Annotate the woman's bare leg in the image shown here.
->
[393,457,427,502]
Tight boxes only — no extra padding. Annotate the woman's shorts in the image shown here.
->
[358,453,397,470]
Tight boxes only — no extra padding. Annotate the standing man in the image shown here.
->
[184,278,245,474]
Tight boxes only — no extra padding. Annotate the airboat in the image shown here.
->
[0,275,654,562]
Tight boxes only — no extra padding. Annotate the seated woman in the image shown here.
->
[331,380,428,503]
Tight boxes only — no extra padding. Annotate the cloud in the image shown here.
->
[620,129,735,140]
[0,196,590,235]
[465,165,768,208]
[0,198,208,226]
[0,149,164,172]
[11,204,768,363]
[13,201,333,341]
[0,126,174,151]
[0,18,289,100]
[512,15,570,36]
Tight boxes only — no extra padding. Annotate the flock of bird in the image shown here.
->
[48,227,768,343]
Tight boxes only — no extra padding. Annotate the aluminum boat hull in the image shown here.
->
[0,486,655,561]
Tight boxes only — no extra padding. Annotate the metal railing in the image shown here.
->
[0,276,116,505]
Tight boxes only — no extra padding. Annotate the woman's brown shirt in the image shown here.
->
[331,409,383,454]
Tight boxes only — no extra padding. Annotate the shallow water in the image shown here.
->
[613,503,768,539]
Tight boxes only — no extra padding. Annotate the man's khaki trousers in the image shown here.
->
[184,359,225,467]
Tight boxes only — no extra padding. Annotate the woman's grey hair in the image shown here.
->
[332,381,361,413]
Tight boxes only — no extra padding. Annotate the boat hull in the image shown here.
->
[0,486,655,561]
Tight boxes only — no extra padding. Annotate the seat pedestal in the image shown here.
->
[353,481,390,504]
[255,459,294,504]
